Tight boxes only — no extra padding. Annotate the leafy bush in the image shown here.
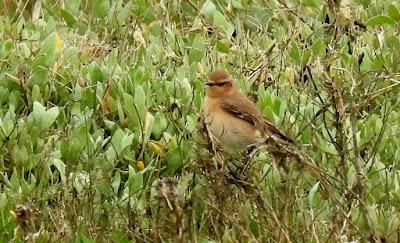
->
[1,0,400,242]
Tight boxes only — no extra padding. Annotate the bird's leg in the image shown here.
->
[279,172,293,243]
[239,144,260,177]
[198,113,225,171]
[274,155,289,179]
[214,151,225,171]
[205,128,225,172]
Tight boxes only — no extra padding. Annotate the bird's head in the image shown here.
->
[205,69,234,98]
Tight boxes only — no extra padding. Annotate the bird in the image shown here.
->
[202,69,293,154]
[201,69,331,191]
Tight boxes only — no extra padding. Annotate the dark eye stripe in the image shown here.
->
[214,82,227,87]
[206,81,229,87]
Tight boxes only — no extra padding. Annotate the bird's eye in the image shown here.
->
[214,82,227,87]
[206,81,229,87]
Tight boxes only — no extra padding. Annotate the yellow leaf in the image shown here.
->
[54,32,63,53]
[121,118,129,128]
[148,141,162,155]
[137,161,145,170]
[52,61,58,75]
[197,62,204,74]
[32,0,42,21]
[102,94,110,114]
[144,112,153,132]
[133,29,146,47]
[9,210,17,219]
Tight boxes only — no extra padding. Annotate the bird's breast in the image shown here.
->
[203,97,265,152]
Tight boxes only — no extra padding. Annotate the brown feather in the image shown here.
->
[220,91,293,143]
[208,70,233,83]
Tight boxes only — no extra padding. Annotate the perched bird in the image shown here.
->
[201,70,331,191]
[202,69,293,154]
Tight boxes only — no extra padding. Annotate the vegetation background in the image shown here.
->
[1,0,400,242]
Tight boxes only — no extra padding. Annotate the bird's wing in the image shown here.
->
[221,92,293,143]
[220,92,261,125]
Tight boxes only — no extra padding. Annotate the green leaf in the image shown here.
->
[10,167,20,192]
[249,220,260,238]
[0,39,13,59]
[189,34,205,64]
[123,93,136,125]
[289,43,301,64]
[66,0,81,13]
[61,9,77,27]
[133,85,146,128]
[387,36,400,49]
[91,65,106,83]
[200,0,216,17]
[106,145,117,161]
[120,133,134,152]
[213,11,235,36]
[112,171,121,194]
[111,129,124,155]
[304,0,318,8]
[346,165,356,187]
[92,0,110,18]
[72,172,90,194]
[301,127,312,143]
[302,49,311,65]
[188,50,203,65]
[132,3,156,24]
[176,66,192,100]
[52,158,66,182]
[14,145,29,169]
[367,15,395,26]
[356,0,371,7]
[272,99,281,117]
[29,67,48,87]
[32,102,46,125]
[311,38,326,56]
[0,193,8,210]
[3,39,13,53]
[112,230,130,243]
[42,106,60,130]
[389,4,400,21]
[143,112,154,144]
[152,112,167,139]
[75,233,96,243]
[38,32,60,66]
[31,84,41,102]
[166,148,183,175]
[149,22,162,36]
[216,41,230,53]
[1,105,16,136]
[308,182,320,208]
[128,165,143,194]
[76,22,88,35]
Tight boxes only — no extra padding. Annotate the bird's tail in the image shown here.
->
[262,118,294,144]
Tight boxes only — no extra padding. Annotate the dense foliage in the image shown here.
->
[1,0,400,241]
